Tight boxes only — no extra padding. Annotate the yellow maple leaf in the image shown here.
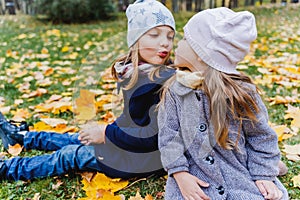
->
[33,121,52,132]
[74,89,96,121]
[270,124,295,142]
[80,173,128,200]
[11,108,31,121]
[292,174,300,188]
[52,124,77,133]
[61,46,69,53]
[92,173,128,193]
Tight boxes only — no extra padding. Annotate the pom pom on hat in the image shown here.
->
[183,7,257,74]
[126,0,175,48]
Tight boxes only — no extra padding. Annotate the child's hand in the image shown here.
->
[255,180,283,200]
[78,122,106,145]
[173,171,210,200]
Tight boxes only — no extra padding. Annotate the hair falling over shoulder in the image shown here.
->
[202,67,260,149]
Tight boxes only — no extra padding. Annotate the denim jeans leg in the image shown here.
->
[4,144,101,181]
[24,131,81,151]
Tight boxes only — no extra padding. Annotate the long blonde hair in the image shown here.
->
[203,67,260,149]
[111,42,172,90]
[160,67,260,150]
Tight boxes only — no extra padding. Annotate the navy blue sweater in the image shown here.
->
[94,65,175,178]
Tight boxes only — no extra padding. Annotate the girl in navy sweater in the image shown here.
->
[0,0,175,181]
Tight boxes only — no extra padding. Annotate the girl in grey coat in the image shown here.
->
[158,7,288,200]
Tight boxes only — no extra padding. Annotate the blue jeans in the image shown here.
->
[4,131,101,181]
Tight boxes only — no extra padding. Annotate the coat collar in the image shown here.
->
[171,80,194,96]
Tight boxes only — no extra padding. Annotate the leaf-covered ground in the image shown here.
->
[0,3,300,200]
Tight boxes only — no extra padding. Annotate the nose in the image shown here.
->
[160,36,170,47]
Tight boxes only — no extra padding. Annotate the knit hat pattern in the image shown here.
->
[183,7,257,74]
[126,0,175,48]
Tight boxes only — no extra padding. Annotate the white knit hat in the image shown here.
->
[126,0,176,48]
[183,7,257,74]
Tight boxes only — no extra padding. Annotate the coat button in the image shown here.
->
[217,186,225,195]
[197,123,207,132]
[204,155,214,165]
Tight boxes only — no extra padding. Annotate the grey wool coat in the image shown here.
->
[158,80,288,200]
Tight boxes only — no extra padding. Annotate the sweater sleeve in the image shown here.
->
[158,90,189,175]
[244,92,280,181]
[105,121,158,153]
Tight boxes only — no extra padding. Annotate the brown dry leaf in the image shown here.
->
[96,189,122,200]
[101,67,115,82]
[102,83,117,90]
[282,144,300,161]
[52,179,63,190]
[128,191,144,200]
[156,191,164,199]
[101,111,116,123]
[22,88,48,98]
[44,68,54,76]
[81,172,96,183]
[8,143,23,156]
[45,94,63,104]
[291,174,300,188]
[74,89,96,121]
[33,193,41,200]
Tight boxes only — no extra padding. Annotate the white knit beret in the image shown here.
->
[126,0,176,48]
[183,7,257,74]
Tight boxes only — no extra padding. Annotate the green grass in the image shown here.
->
[0,3,300,199]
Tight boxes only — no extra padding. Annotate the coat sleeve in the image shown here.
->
[243,92,280,181]
[158,89,189,176]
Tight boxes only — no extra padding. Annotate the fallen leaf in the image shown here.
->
[128,191,144,200]
[292,174,300,188]
[145,194,153,200]
[270,124,295,142]
[74,89,96,121]
[80,173,128,200]
[40,118,68,127]
[33,192,41,200]
[81,172,96,183]
[8,143,23,156]
[52,179,63,190]
[282,144,300,161]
